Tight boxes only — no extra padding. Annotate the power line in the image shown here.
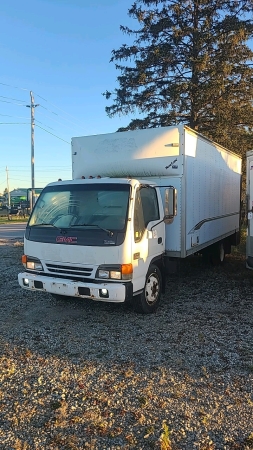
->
[0,114,69,138]
[0,95,27,103]
[6,169,71,172]
[1,80,83,127]
[0,82,79,142]
[34,91,84,126]
[0,165,70,169]
[0,113,30,119]
[0,82,83,133]
[0,122,29,125]
[37,103,84,130]
[36,124,70,144]
[0,99,27,106]
[0,82,29,91]
[39,104,58,115]
[8,177,67,181]
[36,108,83,131]
[7,178,35,182]
[34,118,54,131]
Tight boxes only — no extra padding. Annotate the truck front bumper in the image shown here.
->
[18,272,133,303]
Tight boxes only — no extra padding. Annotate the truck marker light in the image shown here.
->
[122,264,133,275]
[22,255,27,264]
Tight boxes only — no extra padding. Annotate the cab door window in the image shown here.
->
[134,186,160,243]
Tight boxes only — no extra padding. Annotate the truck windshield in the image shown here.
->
[28,183,130,231]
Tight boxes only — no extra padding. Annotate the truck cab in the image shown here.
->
[18,177,169,313]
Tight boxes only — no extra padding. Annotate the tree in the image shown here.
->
[104,0,253,153]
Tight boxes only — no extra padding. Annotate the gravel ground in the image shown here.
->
[0,238,252,450]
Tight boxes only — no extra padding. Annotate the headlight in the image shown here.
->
[22,255,43,271]
[96,264,132,280]
[98,269,121,279]
[110,271,121,280]
[27,261,43,270]
[98,270,110,279]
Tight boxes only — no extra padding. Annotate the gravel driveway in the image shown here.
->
[0,239,252,449]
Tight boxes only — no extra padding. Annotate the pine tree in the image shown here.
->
[104,0,253,153]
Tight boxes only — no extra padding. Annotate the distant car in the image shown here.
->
[10,207,19,214]
[7,205,19,215]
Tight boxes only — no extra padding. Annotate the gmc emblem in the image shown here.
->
[56,236,78,244]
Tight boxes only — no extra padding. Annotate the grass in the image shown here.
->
[159,422,172,450]
[0,216,28,224]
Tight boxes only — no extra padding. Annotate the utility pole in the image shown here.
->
[6,166,10,208]
[26,92,39,209]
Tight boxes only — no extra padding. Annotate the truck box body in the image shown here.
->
[72,125,241,258]
[18,125,242,313]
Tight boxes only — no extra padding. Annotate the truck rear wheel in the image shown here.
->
[134,265,162,314]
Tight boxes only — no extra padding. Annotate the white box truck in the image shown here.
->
[246,150,253,269]
[18,125,242,313]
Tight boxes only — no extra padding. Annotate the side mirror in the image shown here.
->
[164,187,177,224]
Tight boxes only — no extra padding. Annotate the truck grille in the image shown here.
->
[45,263,93,278]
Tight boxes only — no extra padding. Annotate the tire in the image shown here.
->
[211,241,225,265]
[134,265,162,314]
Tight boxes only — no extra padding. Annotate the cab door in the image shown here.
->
[131,184,165,293]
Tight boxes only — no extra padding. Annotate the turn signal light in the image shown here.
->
[122,264,133,275]
[22,255,27,264]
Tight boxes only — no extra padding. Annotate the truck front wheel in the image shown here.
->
[134,265,162,314]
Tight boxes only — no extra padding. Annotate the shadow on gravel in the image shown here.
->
[0,244,253,449]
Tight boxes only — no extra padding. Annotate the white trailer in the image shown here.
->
[18,125,242,313]
[246,150,253,269]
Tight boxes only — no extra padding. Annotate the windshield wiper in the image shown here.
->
[71,223,114,236]
[30,223,64,232]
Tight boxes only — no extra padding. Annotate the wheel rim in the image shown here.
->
[144,272,160,306]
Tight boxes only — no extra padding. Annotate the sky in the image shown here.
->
[0,0,137,194]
